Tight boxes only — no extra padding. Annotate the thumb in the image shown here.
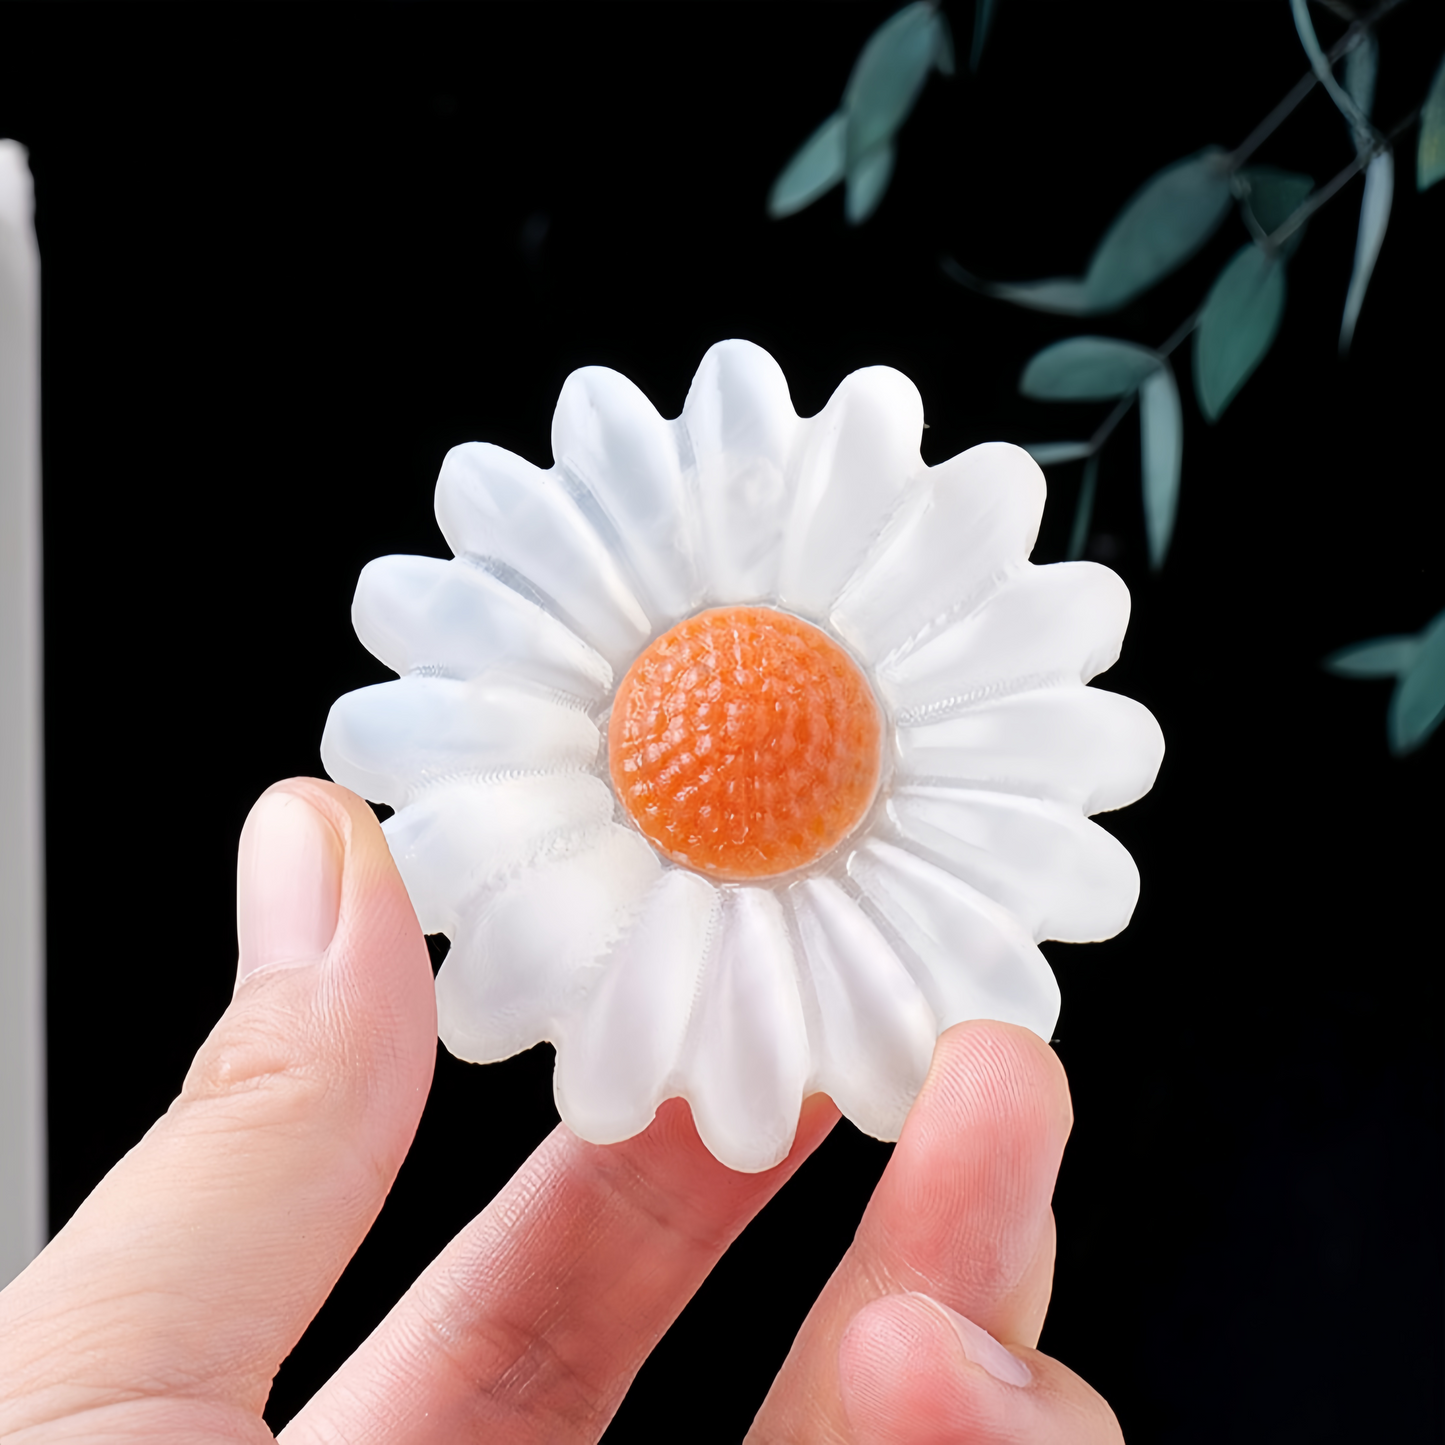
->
[0,780,436,1437]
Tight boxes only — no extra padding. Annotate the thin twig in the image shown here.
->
[1227,67,1325,172]
[1266,106,1418,249]
[1226,0,1407,170]
[1156,306,1203,361]
[1076,307,1202,456]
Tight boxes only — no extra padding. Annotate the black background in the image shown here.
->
[6,3,1443,1440]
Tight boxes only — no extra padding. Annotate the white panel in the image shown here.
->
[0,141,44,1285]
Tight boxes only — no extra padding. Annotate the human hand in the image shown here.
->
[0,779,1122,1443]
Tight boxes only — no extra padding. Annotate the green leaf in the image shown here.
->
[1237,166,1313,237]
[970,149,1234,315]
[1291,0,1373,142]
[1085,149,1234,310]
[1344,30,1378,152]
[1067,453,1099,562]
[970,0,997,72]
[1139,364,1182,570]
[768,111,846,219]
[1022,440,1094,465]
[1389,608,1445,754]
[1194,244,1286,421]
[1418,49,1445,191]
[844,3,947,163]
[1020,337,1161,401]
[1323,636,1422,678]
[934,9,956,76]
[977,276,1096,314]
[1340,148,1393,354]
[845,142,896,225]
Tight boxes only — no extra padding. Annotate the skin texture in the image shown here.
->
[0,778,1123,1444]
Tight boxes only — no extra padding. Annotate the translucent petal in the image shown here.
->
[878,562,1131,723]
[789,878,935,1141]
[778,366,924,619]
[437,826,661,1064]
[848,841,1060,1040]
[383,775,616,935]
[434,442,651,671]
[895,686,1164,815]
[353,554,612,698]
[321,677,601,808]
[553,870,719,1145]
[832,442,1046,665]
[681,887,810,1173]
[680,340,800,603]
[551,366,698,625]
[888,787,1139,942]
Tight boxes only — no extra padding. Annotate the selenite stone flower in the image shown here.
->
[321,340,1164,1172]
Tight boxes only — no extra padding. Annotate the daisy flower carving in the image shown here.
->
[322,340,1164,1172]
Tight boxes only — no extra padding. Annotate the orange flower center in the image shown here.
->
[608,606,883,881]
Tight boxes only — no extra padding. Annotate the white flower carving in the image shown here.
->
[322,341,1163,1172]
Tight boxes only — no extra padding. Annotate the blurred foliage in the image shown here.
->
[950,151,1236,316]
[968,0,995,73]
[1421,51,1445,187]
[764,0,1443,752]
[1194,245,1286,421]
[768,2,952,224]
[1324,609,1445,754]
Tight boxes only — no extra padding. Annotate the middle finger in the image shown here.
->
[280,1090,839,1445]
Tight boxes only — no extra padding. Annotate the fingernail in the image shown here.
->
[908,1293,1033,1387]
[236,790,343,982]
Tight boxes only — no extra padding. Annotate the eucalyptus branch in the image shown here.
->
[1291,0,1383,149]
[1072,306,1203,460]
[1227,0,1408,169]
[1266,104,1418,249]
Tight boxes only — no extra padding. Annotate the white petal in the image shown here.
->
[848,841,1060,1041]
[436,826,661,1064]
[679,340,800,603]
[789,878,935,1142]
[778,366,925,618]
[434,442,651,671]
[551,366,698,624]
[896,686,1164,815]
[553,870,719,1145]
[353,554,612,698]
[320,677,600,808]
[888,787,1140,943]
[832,442,1046,665]
[681,887,810,1173]
[878,562,1131,723]
[382,775,615,935]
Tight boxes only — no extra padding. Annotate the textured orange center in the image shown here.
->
[608,606,882,880]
